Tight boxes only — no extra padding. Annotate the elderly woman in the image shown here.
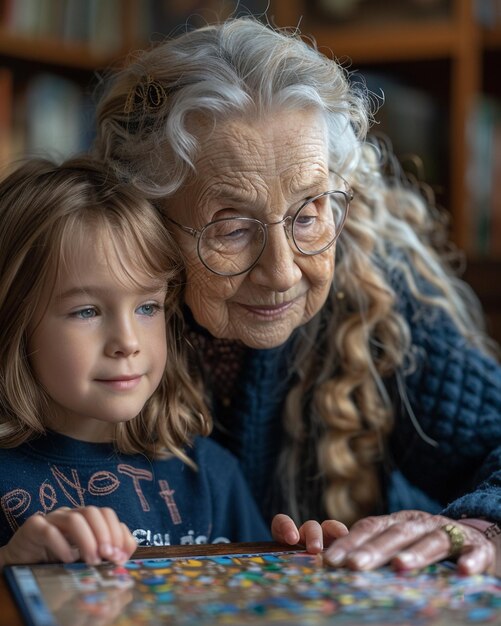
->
[94,18,501,574]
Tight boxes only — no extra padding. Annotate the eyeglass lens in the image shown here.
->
[198,190,349,276]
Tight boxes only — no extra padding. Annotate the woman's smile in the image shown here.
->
[238,300,298,318]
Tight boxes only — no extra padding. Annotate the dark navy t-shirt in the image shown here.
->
[0,432,271,547]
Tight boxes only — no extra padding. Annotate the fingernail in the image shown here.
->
[349,550,372,569]
[395,551,415,570]
[308,540,322,552]
[325,550,345,566]
[100,542,113,558]
[460,556,476,572]
[113,548,127,563]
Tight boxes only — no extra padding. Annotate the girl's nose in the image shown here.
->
[104,318,140,357]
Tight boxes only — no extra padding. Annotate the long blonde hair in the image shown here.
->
[0,157,210,465]
[94,17,493,524]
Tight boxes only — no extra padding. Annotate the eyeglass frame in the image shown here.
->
[166,185,353,277]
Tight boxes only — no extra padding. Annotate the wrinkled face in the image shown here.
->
[27,232,168,442]
[167,108,336,348]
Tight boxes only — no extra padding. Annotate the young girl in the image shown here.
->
[0,157,345,569]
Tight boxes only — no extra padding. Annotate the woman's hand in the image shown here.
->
[324,510,497,575]
[271,513,348,553]
[0,506,137,569]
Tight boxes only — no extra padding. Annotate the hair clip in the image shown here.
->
[124,75,167,114]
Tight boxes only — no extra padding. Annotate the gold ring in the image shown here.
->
[441,523,465,558]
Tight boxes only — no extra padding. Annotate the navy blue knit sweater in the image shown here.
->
[188,280,501,525]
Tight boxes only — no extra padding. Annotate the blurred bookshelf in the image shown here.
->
[270,0,501,343]
[0,0,267,168]
[0,0,500,343]
[0,0,142,168]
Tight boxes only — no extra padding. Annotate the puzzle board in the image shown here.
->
[5,549,501,625]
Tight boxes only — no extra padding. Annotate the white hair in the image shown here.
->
[95,17,369,196]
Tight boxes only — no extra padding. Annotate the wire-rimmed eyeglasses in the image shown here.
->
[166,184,353,277]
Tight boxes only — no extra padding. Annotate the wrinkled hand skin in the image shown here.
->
[322,510,498,575]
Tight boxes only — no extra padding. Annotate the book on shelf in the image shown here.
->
[466,96,501,258]
[489,121,501,257]
[0,67,12,174]
[0,0,124,54]
[9,73,94,164]
[353,70,446,188]
[474,0,501,28]
[141,0,269,42]
[312,0,451,24]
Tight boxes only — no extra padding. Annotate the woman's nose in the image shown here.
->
[249,222,302,291]
[105,318,140,357]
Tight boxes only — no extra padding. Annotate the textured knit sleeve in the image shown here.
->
[389,277,501,523]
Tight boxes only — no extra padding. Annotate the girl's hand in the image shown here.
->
[323,510,498,574]
[0,506,137,568]
[271,513,348,553]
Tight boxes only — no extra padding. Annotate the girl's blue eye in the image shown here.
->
[137,303,159,316]
[75,308,96,319]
